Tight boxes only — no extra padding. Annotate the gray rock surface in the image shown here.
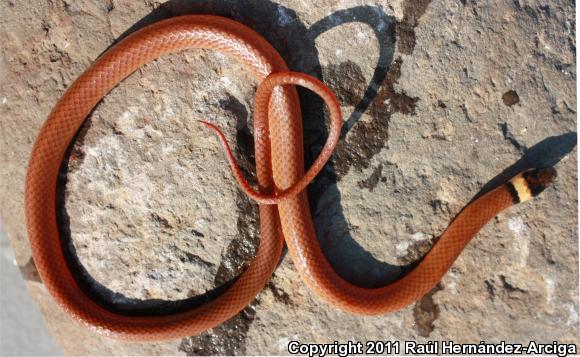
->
[0,0,577,355]
[1,227,62,356]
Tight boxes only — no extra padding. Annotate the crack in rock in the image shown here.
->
[413,284,442,337]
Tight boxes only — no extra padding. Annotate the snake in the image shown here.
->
[24,15,556,341]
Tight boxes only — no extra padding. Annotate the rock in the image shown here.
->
[0,0,577,354]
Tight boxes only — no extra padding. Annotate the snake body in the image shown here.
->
[24,15,555,340]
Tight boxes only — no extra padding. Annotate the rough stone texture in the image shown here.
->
[0,0,577,355]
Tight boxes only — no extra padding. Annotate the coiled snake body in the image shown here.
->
[24,16,556,340]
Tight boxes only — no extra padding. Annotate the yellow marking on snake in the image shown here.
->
[510,175,532,202]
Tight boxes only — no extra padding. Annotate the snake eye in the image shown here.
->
[522,167,557,196]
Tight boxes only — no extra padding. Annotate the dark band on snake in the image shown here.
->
[505,182,521,204]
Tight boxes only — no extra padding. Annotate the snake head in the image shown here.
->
[522,167,557,196]
[509,167,557,202]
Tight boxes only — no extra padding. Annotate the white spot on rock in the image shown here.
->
[544,276,555,306]
[508,217,528,266]
[566,304,579,326]
[221,76,232,86]
[194,218,208,230]
[444,269,459,294]
[396,240,409,255]
[161,143,174,157]
[508,217,525,236]
[412,232,429,241]
[277,337,290,350]
[214,52,226,61]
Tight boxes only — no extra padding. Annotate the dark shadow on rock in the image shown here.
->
[314,184,406,288]
[306,6,396,137]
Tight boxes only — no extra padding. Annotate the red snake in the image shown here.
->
[25,15,556,340]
